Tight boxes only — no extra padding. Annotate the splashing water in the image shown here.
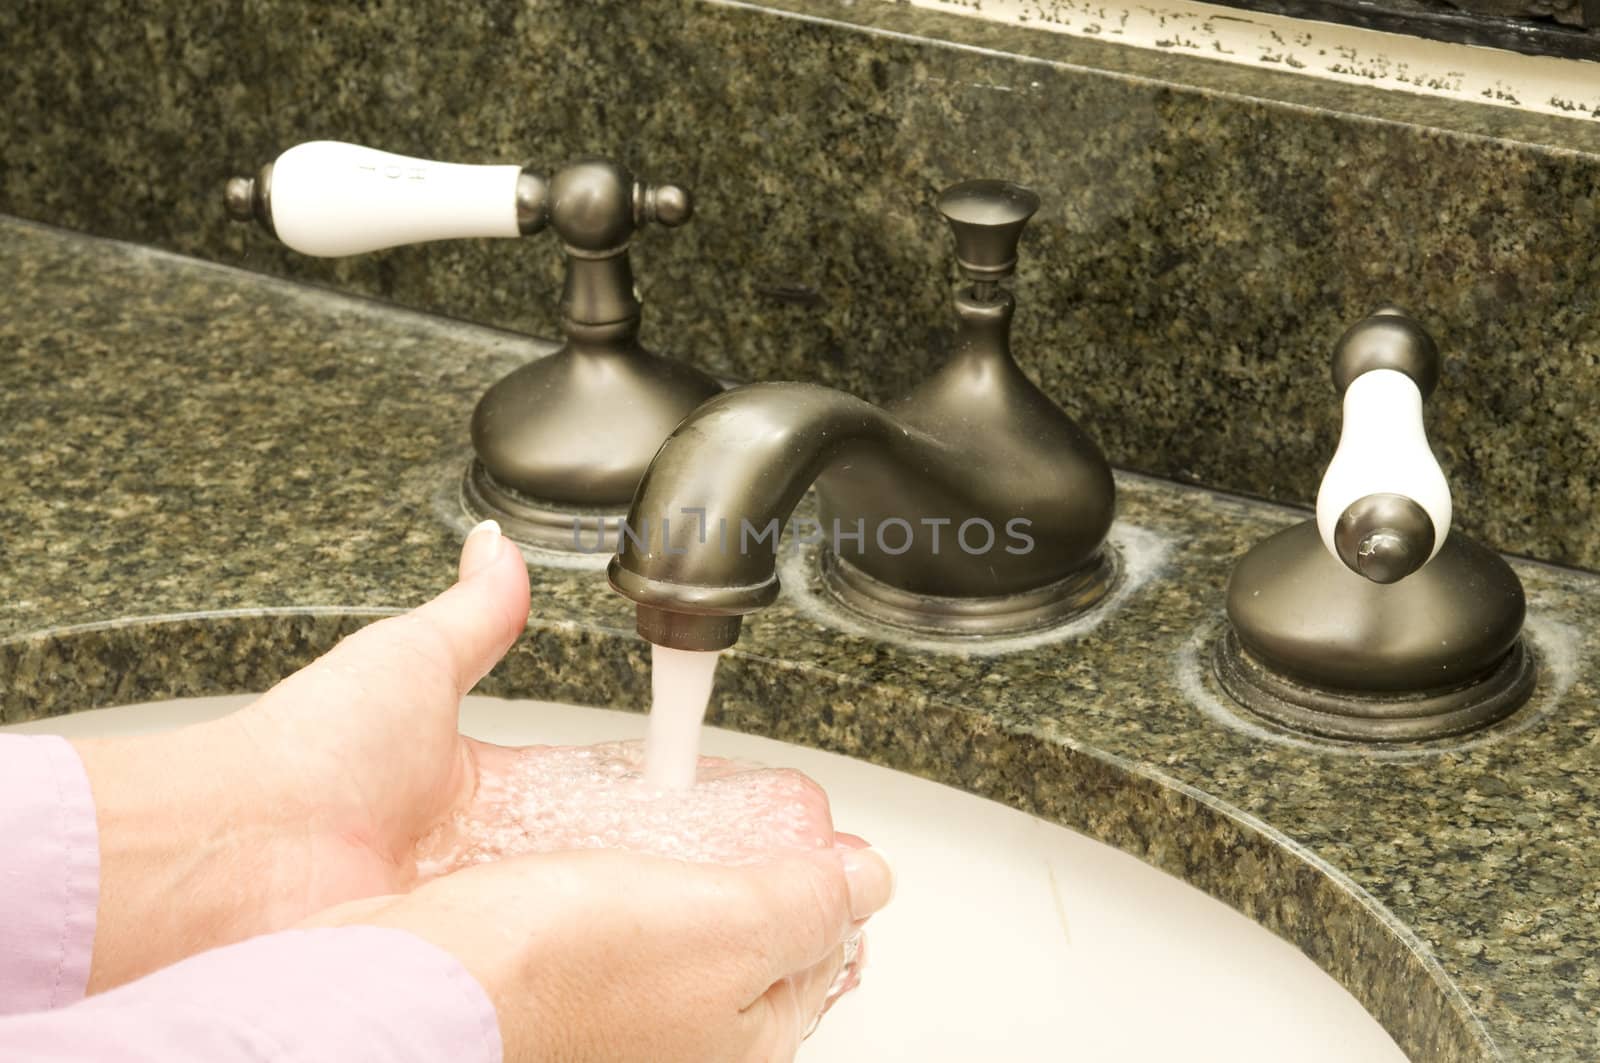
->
[412,642,834,878]
[644,643,721,789]
[406,644,867,1016]
[414,741,834,876]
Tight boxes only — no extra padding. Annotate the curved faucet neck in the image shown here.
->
[607,383,937,649]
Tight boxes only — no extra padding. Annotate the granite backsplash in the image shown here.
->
[3,0,1598,568]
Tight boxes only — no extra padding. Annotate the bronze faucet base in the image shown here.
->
[820,548,1117,638]
[1212,628,1535,743]
[461,461,625,553]
[1213,519,1536,742]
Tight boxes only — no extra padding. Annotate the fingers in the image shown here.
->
[797,932,860,1031]
[749,942,849,1057]
[735,846,893,989]
[836,847,894,922]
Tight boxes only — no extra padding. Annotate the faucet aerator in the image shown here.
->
[633,606,743,652]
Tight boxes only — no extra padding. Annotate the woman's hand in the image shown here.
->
[307,844,894,1063]
[75,520,534,989]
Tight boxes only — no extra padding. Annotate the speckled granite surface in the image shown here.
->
[7,217,1600,1059]
[3,0,1600,574]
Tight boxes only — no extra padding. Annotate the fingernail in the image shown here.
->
[839,847,894,921]
[460,519,503,578]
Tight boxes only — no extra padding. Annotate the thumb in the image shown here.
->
[459,518,507,581]
[261,520,530,714]
[384,518,532,695]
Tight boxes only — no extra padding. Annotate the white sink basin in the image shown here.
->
[8,696,1406,1062]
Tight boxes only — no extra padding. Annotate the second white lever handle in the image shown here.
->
[1314,310,1451,584]
[257,140,524,257]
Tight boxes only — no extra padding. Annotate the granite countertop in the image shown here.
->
[4,215,1598,1060]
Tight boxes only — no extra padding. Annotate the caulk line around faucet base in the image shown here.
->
[820,547,1119,638]
[461,461,629,552]
[1211,629,1537,742]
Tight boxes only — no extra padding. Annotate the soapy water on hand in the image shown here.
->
[409,737,863,1016]
[412,740,835,874]
[414,646,837,872]
[411,645,866,1016]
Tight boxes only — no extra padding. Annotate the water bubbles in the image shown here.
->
[413,740,835,877]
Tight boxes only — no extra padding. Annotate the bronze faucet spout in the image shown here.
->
[606,297,1116,651]
[606,382,954,649]
[608,179,1118,650]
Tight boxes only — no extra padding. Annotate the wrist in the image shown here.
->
[73,716,303,990]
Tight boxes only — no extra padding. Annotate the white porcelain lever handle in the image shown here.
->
[241,140,525,257]
[1315,366,1452,582]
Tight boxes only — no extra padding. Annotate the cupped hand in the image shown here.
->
[76,520,533,988]
[75,521,869,1008]
[306,843,894,1063]
[227,519,534,904]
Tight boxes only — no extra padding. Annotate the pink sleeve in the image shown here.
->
[0,927,503,1063]
[0,734,99,1014]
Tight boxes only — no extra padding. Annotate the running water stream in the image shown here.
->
[643,643,722,789]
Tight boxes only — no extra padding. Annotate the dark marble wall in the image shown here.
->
[4,0,1600,570]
